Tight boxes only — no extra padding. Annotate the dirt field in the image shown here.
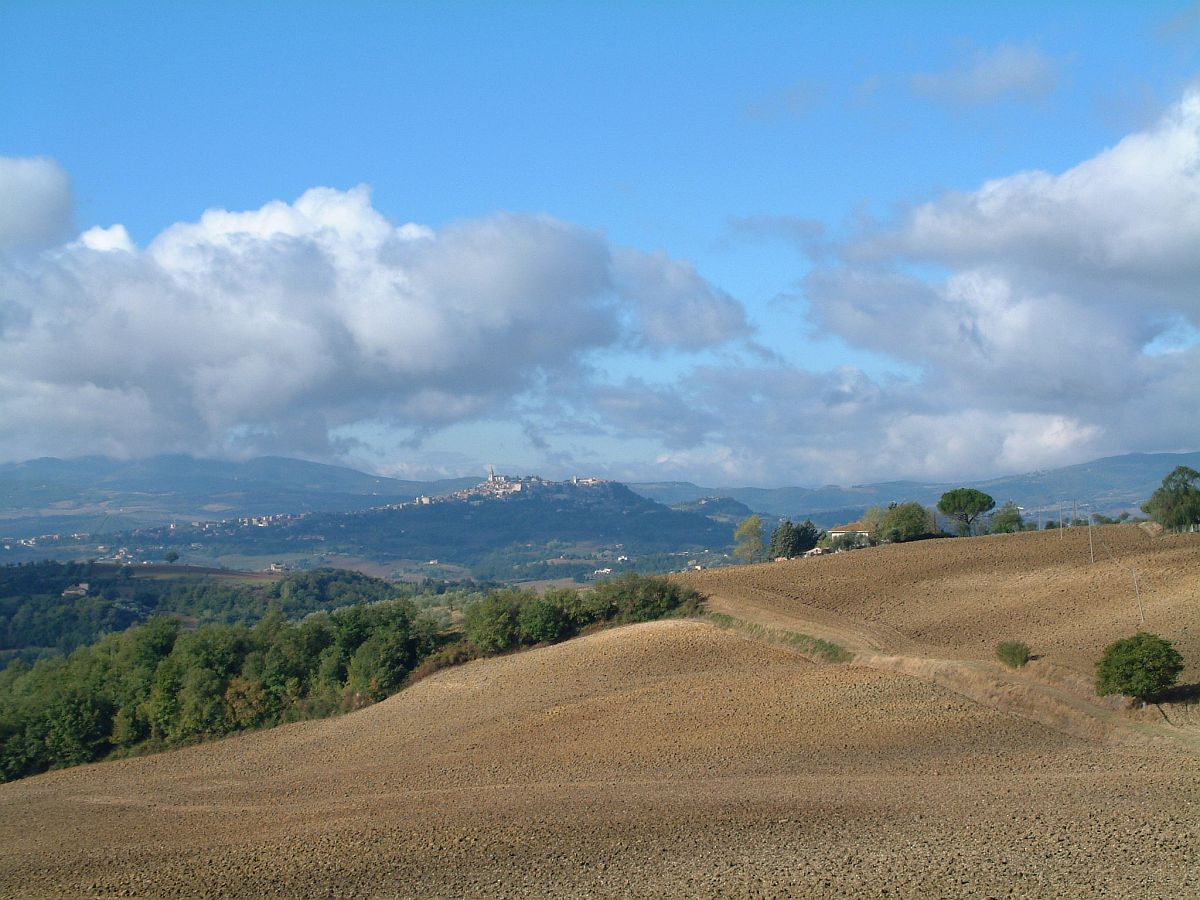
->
[682,525,1199,680]
[1,528,1197,897]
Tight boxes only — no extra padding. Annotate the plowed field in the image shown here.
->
[1,528,1197,897]
[681,525,1199,679]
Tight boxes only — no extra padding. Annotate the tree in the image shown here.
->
[517,597,568,644]
[163,550,179,564]
[793,519,821,554]
[1095,633,1184,702]
[860,506,886,540]
[768,520,796,558]
[878,502,937,543]
[767,519,819,558]
[733,514,765,563]
[463,589,526,653]
[989,502,1023,534]
[1141,466,1200,533]
[937,488,996,536]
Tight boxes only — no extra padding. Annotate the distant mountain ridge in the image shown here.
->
[2,450,1196,540]
[1,474,731,581]
[631,451,1200,525]
[0,455,477,537]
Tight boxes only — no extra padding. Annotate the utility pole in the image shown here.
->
[1058,502,1064,539]
[1133,568,1145,627]
[1087,505,1095,564]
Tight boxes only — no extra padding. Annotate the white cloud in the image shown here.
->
[77,224,134,253]
[786,90,1200,481]
[4,90,1197,486]
[611,248,749,350]
[0,157,72,251]
[0,174,748,462]
[911,43,1059,106]
[868,89,1200,314]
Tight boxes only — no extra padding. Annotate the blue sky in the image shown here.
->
[2,2,1198,485]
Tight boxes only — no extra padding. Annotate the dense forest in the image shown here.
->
[0,561,487,663]
[0,571,701,783]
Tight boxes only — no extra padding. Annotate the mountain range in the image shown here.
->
[634,451,1200,526]
[1,451,1195,552]
[0,455,476,537]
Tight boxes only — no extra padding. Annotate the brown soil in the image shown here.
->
[2,528,1198,897]
[683,525,1199,676]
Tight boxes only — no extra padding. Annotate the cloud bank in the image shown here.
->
[670,88,1200,482]
[2,90,1197,484]
[0,180,747,462]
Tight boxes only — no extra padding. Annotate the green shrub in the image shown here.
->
[406,640,479,685]
[588,573,703,624]
[462,589,529,653]
[1096,632,1184,702]
[996,640,1032,668]
[517,597,569,644]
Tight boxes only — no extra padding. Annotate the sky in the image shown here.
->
[1,1,1198,486]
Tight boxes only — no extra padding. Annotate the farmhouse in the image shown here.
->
[828,521,871,539]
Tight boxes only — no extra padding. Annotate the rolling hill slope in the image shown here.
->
[679,525,1199,681]
[1,620,1195,897]
[0,526,1196,896]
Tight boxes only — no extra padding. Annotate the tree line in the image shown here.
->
[0,573,701,783]
[0,562,477,663]
[730,465,1200,561]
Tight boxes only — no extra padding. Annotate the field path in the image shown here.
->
[683,527,1200,749]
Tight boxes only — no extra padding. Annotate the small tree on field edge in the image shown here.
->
[1095,632,1184,702]
[1141,465,1200,533]
[937,488,996,536]
[733,514,765,563]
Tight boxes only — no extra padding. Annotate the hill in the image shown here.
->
[5,477,731,580]
[0,561,436,663]
[632,450,1200,523]
[0,527,1195,896]
[0,455,477,537]
[668,495,755,523]
[678,525,1199,684]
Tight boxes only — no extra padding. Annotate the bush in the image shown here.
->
[406,640,479,685]
[996,640,1031,668]
[878,502,938,543]
[589,573,703,624]
[462,589,529,653]
[1095,632,1184,702]
[517,597,569,644]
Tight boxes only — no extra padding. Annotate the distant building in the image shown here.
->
[829,521,871,539]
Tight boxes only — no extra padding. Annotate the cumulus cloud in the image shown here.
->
[4,89,1197,486]
[0,157,72,250]
[611,248,749,350]
[860,91,1200,313]
[0,176,748,462]
[786,89,1200,481]
[911,43,1059,106]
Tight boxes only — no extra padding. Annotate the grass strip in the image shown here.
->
[705,612,853,663]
